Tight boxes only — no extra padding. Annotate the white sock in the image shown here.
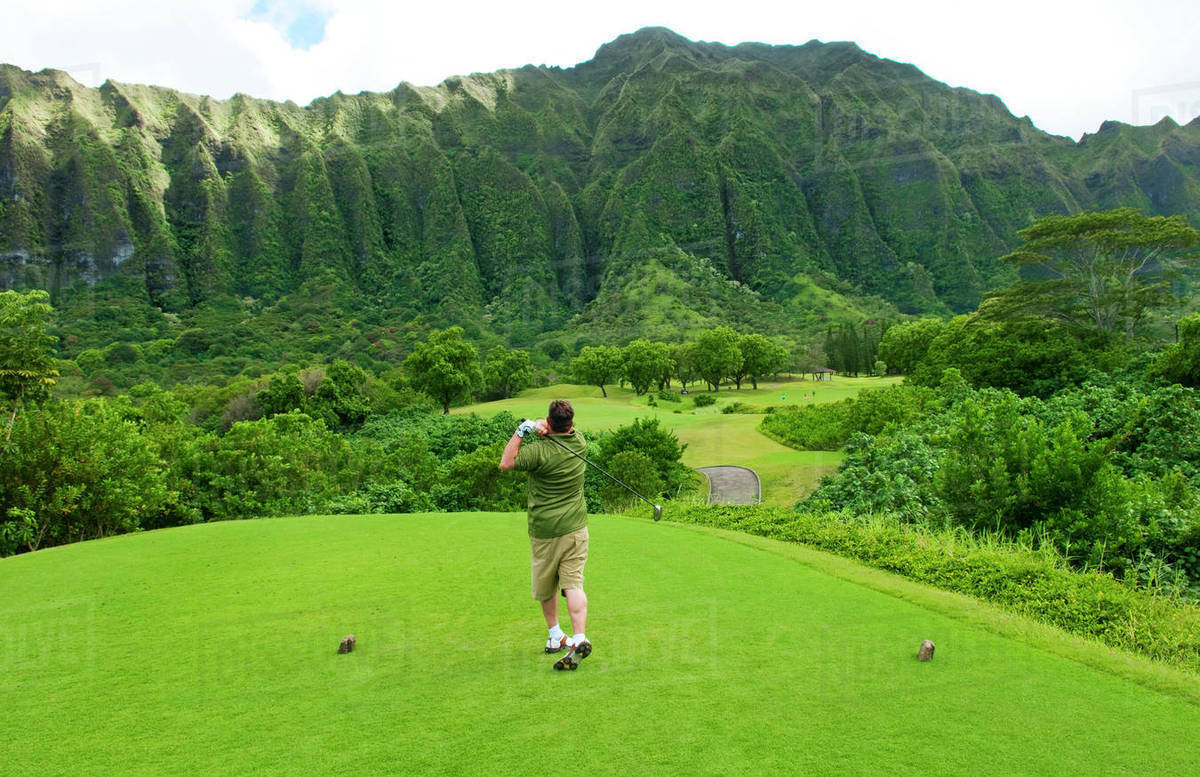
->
[548,625,565,640]
[573,632,587,644]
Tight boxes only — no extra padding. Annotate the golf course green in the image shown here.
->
[3,513,1198,776]
[456,377,887,506]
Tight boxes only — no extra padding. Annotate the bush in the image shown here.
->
[759,401,851,450]
[844,384,938,436]
[0,400,173,555]
[326,480,435,515]
[595,418,690,498]
[434,441,527,511]
[1152,314,1200,387]
[655,388,682,403]
[182,410,369,520]
[692,393,716,408]
[599,451,663,511]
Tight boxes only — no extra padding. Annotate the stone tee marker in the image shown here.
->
[338,634,357,654]
[918,640,935,661]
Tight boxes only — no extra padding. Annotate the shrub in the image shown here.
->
[183,410,368,521]
[599,451,663,511]
[759,401,851,450]
[844,384,938,436]
[326,481,435,515]
[595,418,689,497]
[434,441,527,511]
[0,400,173,555]
[692,393,716,408]
[1151,313,1200,387]
[910,317,1092,397]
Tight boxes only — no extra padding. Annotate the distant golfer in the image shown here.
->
[498,399,592,670]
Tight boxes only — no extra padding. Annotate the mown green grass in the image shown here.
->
[456,378,887,504]
[2,514,1198,776]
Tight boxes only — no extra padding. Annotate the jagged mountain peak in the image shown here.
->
[1,29,1198,338]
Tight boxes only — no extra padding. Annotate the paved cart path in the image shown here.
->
[696,465,761,505]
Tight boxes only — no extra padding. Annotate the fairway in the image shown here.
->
[455,378,882,505]
[3,514,1198,776]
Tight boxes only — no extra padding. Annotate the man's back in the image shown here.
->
[514,430,587,539]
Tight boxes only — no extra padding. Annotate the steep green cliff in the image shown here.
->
[2,27,1199,342]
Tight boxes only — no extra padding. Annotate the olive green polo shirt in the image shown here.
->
[513,430,588,539]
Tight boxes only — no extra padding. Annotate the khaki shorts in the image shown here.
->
[530,526,589,601]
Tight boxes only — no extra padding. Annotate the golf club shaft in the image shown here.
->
[541,434,659,510]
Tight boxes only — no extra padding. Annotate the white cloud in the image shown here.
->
[2,0,1198,138]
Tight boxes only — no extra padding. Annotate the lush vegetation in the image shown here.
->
[750,209,1200,602]
[0,389,694,555]
[797,372,1200,594]
[7,29,1200,377]
[0,282,865,557]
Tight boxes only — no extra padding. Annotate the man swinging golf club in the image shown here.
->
[498,399,593,671]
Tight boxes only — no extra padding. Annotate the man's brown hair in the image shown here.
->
[547,399,574,433]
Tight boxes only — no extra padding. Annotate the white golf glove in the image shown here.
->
[516,419,538,438]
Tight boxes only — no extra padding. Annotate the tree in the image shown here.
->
[256,373,306,417]
[403,327,482,414]
[596,417,690,495]
[482,346,534,399]
[571,345,623,397]
[1153,314,1200,387]
[739,334,788,390]
[910,316,1091,398]
[878,319,947,375]
[622,339,672,395]
[827,324,863,376]
[0,290,59,444]
[693,327,742,391]
[671,342,699,390]
[979,208,1200,335]
[311,359,371,429]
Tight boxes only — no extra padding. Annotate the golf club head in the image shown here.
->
[653,504,662,521]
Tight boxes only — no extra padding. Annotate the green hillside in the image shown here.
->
[2,513,1199,776]
[4,27,1200,354]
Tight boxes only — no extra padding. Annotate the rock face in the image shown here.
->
[2,27,1199,327]
[338,634,357,654]
[918,639,935,661]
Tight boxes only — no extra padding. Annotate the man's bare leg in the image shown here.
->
[540,596,559,628]
[564,588,587,636]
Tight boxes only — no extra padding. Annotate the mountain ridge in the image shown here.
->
[2,27,1199,346]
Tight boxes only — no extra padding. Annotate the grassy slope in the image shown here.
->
[455,377,897,506]
[2,513,1198,776]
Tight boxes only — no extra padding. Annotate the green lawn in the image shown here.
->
[2,514,1198,776]
[456,377,885,505]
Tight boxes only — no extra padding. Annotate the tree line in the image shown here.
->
[570,327,790,397]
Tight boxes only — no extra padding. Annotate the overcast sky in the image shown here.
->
[4,0,1197,139]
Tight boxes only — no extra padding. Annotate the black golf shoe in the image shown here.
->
[553,638,592,670]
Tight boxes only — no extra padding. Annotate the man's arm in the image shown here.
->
[499,419,547,471]
[499,431,522,471]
